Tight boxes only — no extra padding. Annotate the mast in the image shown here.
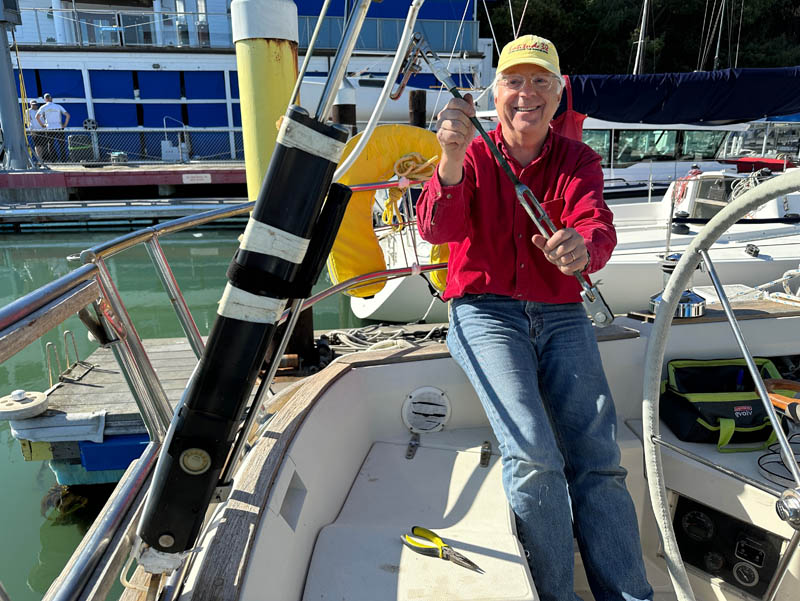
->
[0,3,33,171]
[632,0,649,75]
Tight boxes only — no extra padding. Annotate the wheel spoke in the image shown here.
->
[700,249,800,487]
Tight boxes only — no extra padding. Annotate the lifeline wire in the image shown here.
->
[426,0,471,130]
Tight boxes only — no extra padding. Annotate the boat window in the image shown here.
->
[614,130,677,166]
[681,131,728,160]
[583,129,611,165]
[726,122,800,159]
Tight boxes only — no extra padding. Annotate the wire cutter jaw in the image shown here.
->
[441,547,485,574]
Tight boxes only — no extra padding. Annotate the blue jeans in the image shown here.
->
[447,294,653,601]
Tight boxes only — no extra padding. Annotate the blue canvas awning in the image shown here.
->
[562,67,800,125]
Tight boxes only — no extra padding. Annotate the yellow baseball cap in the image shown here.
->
[496,35,561,78]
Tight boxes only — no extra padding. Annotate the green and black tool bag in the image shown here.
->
[660,358,781,452]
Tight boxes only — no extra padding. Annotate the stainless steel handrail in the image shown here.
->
[3,204,254,439]
[2,200,437,362]
[294,262,446,318]
[145,238,205,359]
[0,263,98,332]
[44,442,161,601]
[94,257,173,440]
[73,202,253,263]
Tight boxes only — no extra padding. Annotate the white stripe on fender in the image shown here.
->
[239,217,310,264]
[217,283,287,323]
[277,115,346,162]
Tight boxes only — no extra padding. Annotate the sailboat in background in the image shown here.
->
[347,62,800,323]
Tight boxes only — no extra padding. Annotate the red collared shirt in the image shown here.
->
[417,124,616,303]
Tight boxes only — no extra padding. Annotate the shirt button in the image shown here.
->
[520,263,525,268]
[518,234,522,238]
[446,193,452,199]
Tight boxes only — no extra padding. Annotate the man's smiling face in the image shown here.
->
[494,64,562,143]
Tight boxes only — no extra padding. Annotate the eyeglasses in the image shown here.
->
[498,74,561,93]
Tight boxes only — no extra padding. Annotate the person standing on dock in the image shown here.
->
[27,99,45,163]
[417,35,653,601]
[36,93,70,162]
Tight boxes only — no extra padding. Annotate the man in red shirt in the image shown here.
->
[417,35,653,601]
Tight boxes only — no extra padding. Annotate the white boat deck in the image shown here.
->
[305,430,536,601]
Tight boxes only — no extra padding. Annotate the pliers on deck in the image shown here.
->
[401,526,485,574]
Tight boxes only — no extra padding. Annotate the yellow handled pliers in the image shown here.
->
[401,526,485,574]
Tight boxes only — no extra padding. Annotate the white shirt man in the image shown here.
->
[36,94,70,161]
[27,100,45,162]
[28,101,44,131]
[36,94,70,129]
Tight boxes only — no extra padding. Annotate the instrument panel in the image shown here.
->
[672,496,786,598]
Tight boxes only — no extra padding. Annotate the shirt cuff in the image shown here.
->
[431,170,463,205]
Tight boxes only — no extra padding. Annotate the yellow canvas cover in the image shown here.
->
[327,125,440,297]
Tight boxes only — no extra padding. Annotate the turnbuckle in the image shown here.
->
[412,33,615,327]
[393,32,457,100]
[515,185,613,326]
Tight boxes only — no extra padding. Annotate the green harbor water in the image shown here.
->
[0,226,362,601]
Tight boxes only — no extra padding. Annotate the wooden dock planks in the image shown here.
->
[39,337,198,443]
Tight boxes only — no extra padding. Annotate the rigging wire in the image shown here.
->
[697,0,713,70]
[735,0,744,67]
[699,0,715,69]
[649,0,657,72]
[291,0,333,105]
[481,0,501,55]
[700,0,724,70]
[515,0,530,39]
[727,0,733,69]
[507,0,516,39]
[427,0,471,131]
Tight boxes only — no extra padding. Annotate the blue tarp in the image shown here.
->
[38,69,84,98]
[184,71,226,100]
[90,70,134,99]
[565,67,800,125]
[93,103,134,127]
[138,71,181,100]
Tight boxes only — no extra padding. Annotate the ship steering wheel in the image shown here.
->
[641,169,800,601]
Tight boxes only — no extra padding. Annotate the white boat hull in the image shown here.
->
[596,235,800,314]
[350,274,449,322]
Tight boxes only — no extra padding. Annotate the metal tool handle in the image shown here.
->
[407,33,614,326]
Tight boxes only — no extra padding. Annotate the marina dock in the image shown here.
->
[13,337,198,484]
[0,198,250,230]
[0,164,247,204]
